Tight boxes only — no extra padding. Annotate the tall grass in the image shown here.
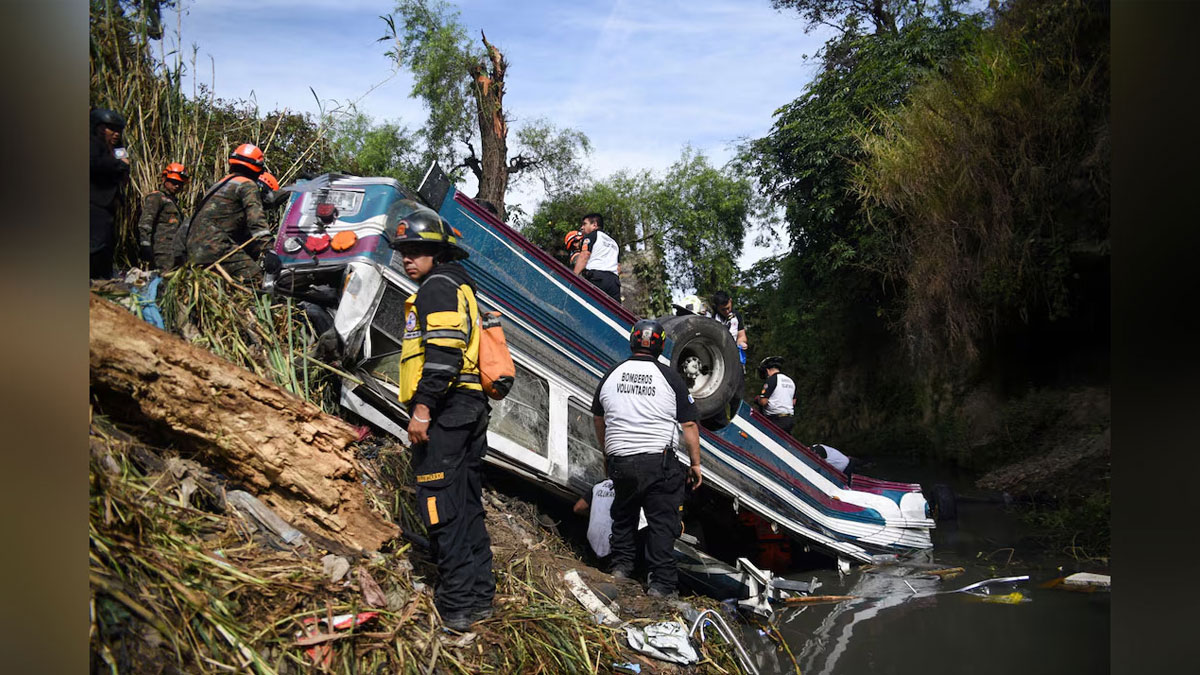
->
[89,1,340,268]
[853,0,1109,371]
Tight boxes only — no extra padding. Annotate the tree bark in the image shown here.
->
[89,294,399,554]
[470,31,510,221]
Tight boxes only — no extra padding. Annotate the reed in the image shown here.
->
[89,2,340,269]
[90,420,753,674]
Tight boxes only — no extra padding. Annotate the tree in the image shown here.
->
[771,0,965,37]
[526,148,764,317]
[854,0,1110,379]
[648,148,760,299]
[328,112,423,186]
[382,1,590,221]
[735,6,985,446]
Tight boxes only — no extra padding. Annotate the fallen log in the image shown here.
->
[89,293,399,553]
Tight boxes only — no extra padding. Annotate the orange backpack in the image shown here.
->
[478,311,515,400]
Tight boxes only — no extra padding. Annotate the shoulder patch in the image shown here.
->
[404,309,419,338]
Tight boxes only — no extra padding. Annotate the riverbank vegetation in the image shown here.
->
[91,0,1109,568]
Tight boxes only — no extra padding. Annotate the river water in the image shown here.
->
[738,492,1111,675]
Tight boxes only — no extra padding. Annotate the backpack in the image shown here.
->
[477,310,515,400]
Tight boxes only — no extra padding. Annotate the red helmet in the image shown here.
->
[228,143,265,173]
[564,230,582,248]
[162,162,189,184]
[258,171,279,191]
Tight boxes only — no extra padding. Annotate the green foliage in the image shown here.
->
[524,170,656,260]
[381,0,478,169]
[649,147,757,298]
[90,1,340,266]
[328,111,423,186]
[526,148,762,314]
[854,0,1110,371]
[509,119,593,205]
[381,2,592,213]
[770,0,965,37]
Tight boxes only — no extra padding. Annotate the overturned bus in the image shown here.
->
[262,164,935,575]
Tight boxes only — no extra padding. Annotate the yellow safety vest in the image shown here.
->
[398,274,483,404]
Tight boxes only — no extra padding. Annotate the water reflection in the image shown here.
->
[741,553,1109,675]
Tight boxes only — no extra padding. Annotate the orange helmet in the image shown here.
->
[228,143,265,174]
[162,162,189,184]
[564,230,582,249]
[258,171,279,191]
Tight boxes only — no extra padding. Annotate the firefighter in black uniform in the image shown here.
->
[755,356,797,434]
[592,319,703,597]
[393,211,494,632]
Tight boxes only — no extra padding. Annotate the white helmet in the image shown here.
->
[680,294,705,314]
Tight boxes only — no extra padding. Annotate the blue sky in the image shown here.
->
[171,0,837,267]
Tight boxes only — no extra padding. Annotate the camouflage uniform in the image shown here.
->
[137,190,183,271]
[185,175,270,281]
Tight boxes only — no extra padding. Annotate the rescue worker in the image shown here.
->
[256,171,289,210]
[564,229,584,268]
[184,143,272,281]
[708,290,748,419]
[592,319,703,597]
[572,213,621,302]
[811,443,853,476]
[755,356,797,433]
[708,290,748,355]
[573,478,649,567]
[392,211,494,632]
[137,162,188,271]
[89,108,130,279]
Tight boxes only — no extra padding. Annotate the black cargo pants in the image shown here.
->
[411,393,494,616]
[608,450,686,593]
[584,269,621,302]
[767,413,795,434]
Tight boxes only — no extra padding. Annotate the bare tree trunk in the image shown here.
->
[470,31,509,221]
[88,294,399,554]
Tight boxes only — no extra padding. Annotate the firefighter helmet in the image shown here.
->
[629,319,666,357]
[228,143,265,174]
[258,171,279,191]
[162,162,189,184]
[757,355,784,379]
[390,209,469,261]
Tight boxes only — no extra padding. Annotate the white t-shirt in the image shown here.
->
[591,355,699,457]
[585,479,647,557]
[708,309,744,341]
[813,443,850,472]
[582,229,619,274]
[760,372,796,416]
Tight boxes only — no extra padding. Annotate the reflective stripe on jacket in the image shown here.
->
[399,271,483,405]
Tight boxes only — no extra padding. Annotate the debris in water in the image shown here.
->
[781,595,858,605]
[972,591,1029,604]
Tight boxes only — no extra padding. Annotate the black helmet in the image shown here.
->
[389,209,469,261]
[758,356,784,378]
[629,319,666,357]
[90,108,126,132]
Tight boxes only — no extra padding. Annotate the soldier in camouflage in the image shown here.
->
[137,162,189,271]
[185,143,272,281]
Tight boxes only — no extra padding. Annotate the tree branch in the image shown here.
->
[506,153,540,175]
[455,142,483,182]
